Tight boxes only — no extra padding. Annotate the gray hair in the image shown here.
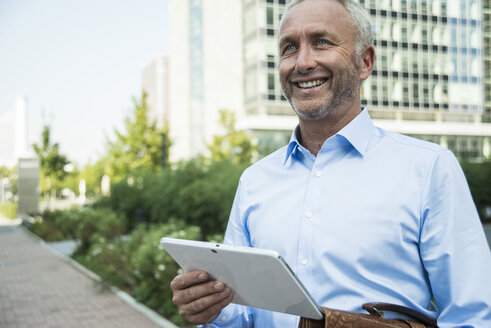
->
[281,0,374,57]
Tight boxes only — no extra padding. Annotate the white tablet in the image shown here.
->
[160,237,323,320]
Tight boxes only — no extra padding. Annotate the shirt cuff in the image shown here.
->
[199,304,238,327]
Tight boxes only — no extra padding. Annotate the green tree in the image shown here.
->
[32,125,70,196]
[207,109,258,165]
[0,165,17,195]
[79,159,108,197]
[105,91,169,182]
[461,160,491,222]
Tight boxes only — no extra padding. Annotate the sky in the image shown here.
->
[0,0,169,167]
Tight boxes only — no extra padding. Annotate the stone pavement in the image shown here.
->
[0,216,178,328]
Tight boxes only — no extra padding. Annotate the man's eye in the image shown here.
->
[282,44,296,54]
[317,39,329,45]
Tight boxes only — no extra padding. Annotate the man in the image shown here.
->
[170,0,491,327]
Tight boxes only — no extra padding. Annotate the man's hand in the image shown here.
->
[170,270,234,325]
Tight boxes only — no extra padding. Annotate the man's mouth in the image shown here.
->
[296,79,327,89]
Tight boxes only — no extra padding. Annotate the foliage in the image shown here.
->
[71,207,125,255]
[61,165,81,196]
[95,169,151,231]
[32,125,70,196]
[148,159,245,237]
[99,158,245,238]
[0,165,18,195]
[208,109,258,165]
[460,160,491,222]
[29,207,125,249]
[79,159,108,197]
[29,209,68,242]
[0,202,17,219]
[104,91,169,183]
[129,223,200,324]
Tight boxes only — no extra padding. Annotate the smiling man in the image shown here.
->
[170,1,491,327]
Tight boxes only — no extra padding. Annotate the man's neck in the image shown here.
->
[297,104,362,157]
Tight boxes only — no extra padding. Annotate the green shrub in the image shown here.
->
[143,159,245,238]
[130,222,201,324]
[54,209,81,240]
[101,159,244,240]
[81,239,136,291]
[29,209,67,242]
[73,207,125,255]
[0,202,17,219]
[29,220,65,241]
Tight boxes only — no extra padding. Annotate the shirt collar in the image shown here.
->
[336,107,374,157]
[283,107,374,165]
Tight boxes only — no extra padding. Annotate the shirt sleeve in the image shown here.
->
[419,149,491,327]
[200,177,255,328]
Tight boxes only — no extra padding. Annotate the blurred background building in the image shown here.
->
[166,0,243,161]
[142,53,170,128]
[484,0,491,122]
[165,0,491,162]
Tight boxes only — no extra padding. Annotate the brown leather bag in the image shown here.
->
[299,303,438,328]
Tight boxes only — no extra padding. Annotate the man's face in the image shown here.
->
[278,0,362,121]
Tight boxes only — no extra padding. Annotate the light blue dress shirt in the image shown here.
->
[202,109,491,328]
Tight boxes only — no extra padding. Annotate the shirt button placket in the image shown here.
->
[298,164,323,273]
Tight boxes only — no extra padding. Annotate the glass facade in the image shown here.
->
[190,0,204,101]
[359,0,482,118]
[484,0,491,122]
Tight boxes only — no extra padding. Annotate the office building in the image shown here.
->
[168,0,243,161]
[14,95,30,160]
[142,54,169,128]
[483,0,491,122]
[169,0,491,161]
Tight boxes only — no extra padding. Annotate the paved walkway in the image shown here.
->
[0,216,177,328]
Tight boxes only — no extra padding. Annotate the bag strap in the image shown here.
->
[362,303,437,327]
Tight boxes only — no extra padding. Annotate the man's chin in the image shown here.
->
[292,102,332,121]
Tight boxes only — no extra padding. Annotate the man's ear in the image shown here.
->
[359,45,375,81]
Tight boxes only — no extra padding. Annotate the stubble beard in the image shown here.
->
[282,59,361,121]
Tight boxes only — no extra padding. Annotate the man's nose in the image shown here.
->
[295,47,316,73]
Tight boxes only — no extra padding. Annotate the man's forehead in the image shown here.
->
[278,0,352,39]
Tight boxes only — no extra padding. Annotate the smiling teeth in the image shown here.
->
[297,80,326,88]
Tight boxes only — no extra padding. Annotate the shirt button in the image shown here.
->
[306,211,312,218]
[301,258,308,265]
[315,171,322,177]
[220,316,227,322]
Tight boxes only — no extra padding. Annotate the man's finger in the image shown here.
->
[170,270,208,291]
[173,280,226,305]
[184,292,234,325]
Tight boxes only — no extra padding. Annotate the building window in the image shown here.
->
[371,83,378,100]
[403,82,409,101]
[382,79,389,101]
[421,0,428,12]
[421,26,428,43]
[268,72,275,91]
[411,53,419,71]
[423,84,430,101]
[410,0,417,11]
[412,82,419,100]
[400,0,408,11]
[266,6,274,26]
[422,56,429,73]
